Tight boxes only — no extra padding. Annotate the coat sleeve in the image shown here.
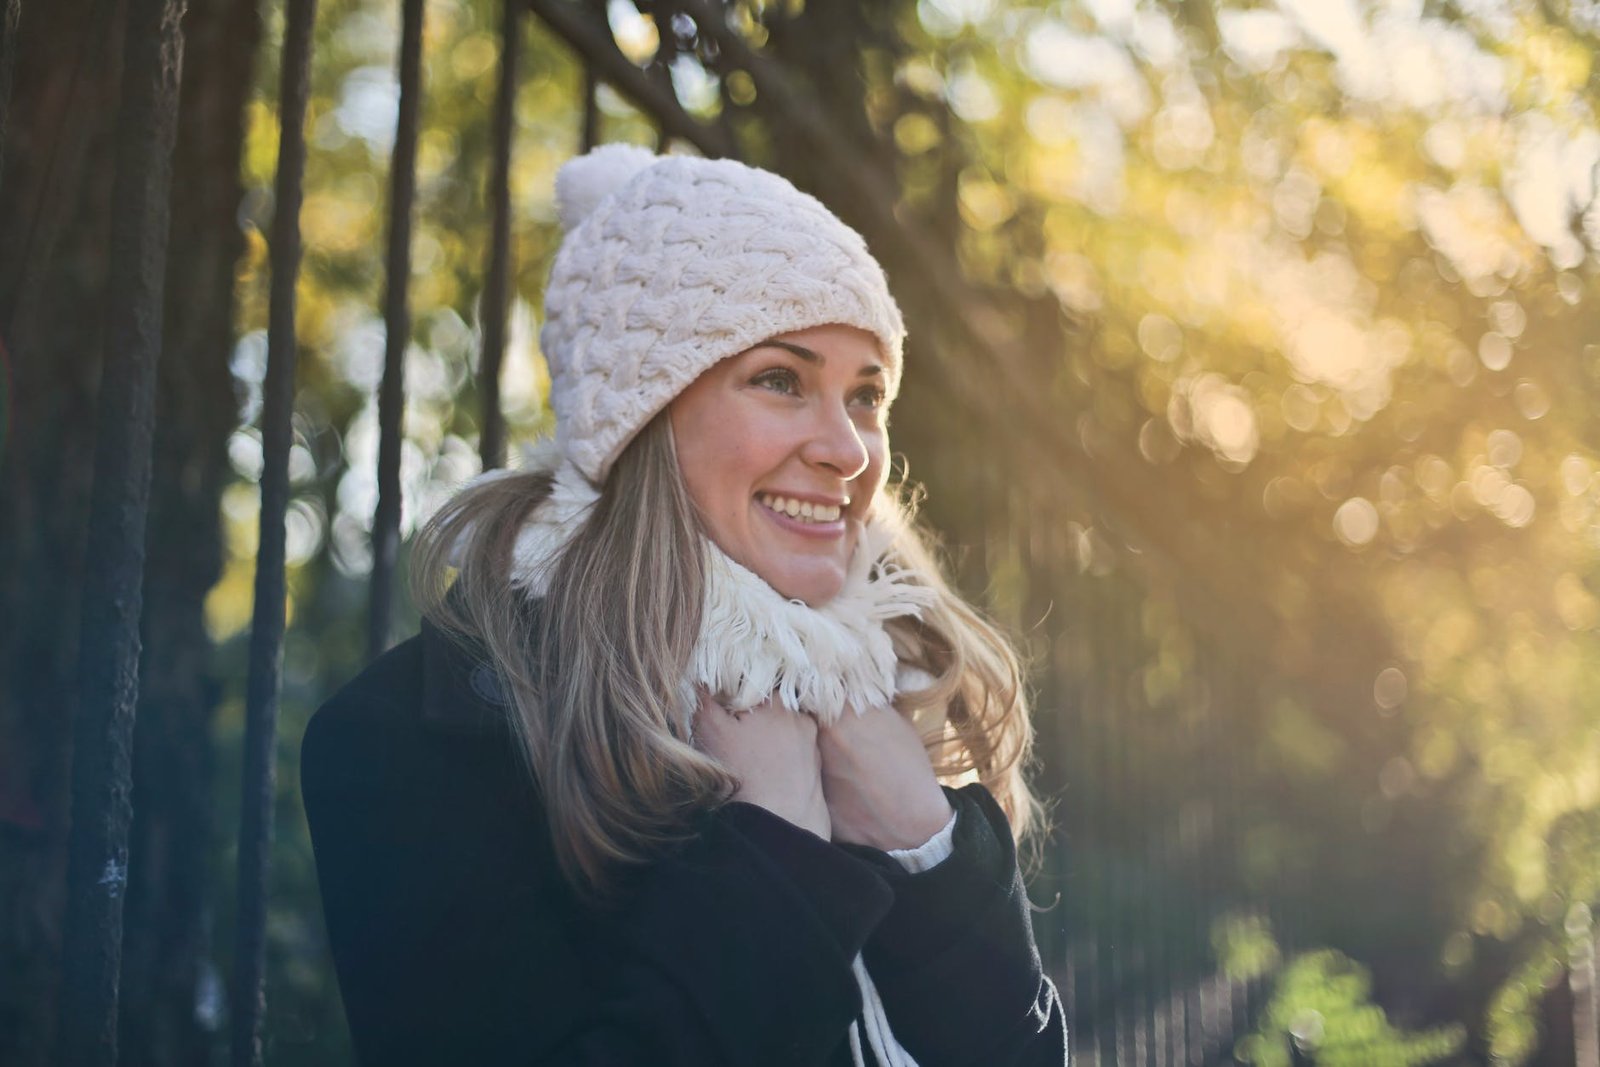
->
[300,665,894,1067]
[838,783,1070,1066]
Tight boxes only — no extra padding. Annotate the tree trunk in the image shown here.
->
[0,0,254,1062]
[119,0,260,1064]
[0,2,128,1063]
[56,0,189,1056]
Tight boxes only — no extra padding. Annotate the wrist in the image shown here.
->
[737,785,831,840]
[887,804,958,872]
[866,795,955,851]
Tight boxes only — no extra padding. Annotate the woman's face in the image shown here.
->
[668,324,894,607]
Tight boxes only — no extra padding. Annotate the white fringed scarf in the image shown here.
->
[503,450,939,733]
[497,444,932,1067]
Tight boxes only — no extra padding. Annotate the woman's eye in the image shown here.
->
[853,386,886,409]
[754,369,800,395]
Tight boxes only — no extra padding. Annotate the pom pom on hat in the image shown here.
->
[554,143,658,232]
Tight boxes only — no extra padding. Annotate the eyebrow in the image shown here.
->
[758,340,884,378]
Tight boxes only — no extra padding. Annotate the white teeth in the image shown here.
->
[759,494,842,524]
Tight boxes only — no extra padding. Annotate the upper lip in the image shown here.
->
[757,490,850,508]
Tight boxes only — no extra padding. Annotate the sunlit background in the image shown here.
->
[201,0,1600,1061]
[5,0,1600,1063]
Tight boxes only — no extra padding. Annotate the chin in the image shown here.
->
[762,562,848,607]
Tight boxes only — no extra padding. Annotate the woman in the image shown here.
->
[301,144,1067,1066]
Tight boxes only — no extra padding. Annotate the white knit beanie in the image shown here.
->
[540,144,907,485]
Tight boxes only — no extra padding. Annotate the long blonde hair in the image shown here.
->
[411,413,1046,904]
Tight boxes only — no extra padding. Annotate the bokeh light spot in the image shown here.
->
[1513,380,1550,420]
[1375,666,1408,710]
[1478,331,1513,371]
[1334,496,1380,547]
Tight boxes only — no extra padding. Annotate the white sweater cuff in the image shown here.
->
[885,805,958,873]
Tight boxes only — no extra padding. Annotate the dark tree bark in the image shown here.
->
[56,0,189,1062]
[0,0,254,1063]
[0,3,125,1064]
[119,0,260,1065]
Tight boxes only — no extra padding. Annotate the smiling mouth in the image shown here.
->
[756,493,844,525]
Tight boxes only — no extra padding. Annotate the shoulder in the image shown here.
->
[300,634,425,785]
[310,631,425,723]
[299,623,556,917]
[300,630,444,780]
[300,618,520,807]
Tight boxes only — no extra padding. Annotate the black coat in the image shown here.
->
[301,613,1068,1066]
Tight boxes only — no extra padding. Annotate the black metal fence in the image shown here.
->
[3,0,1416,1064]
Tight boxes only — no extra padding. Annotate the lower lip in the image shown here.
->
[755,500,847,539]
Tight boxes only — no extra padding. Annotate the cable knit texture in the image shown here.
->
[541,144,907,484]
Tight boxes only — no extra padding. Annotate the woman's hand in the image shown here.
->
[817,704,953,852]
[691,689,832,840]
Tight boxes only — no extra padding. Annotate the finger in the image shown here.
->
[819,703,868,735]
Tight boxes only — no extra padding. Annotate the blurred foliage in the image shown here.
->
[1487,950,1566,1065]
[1236,948,1466,1066]
[1215,911,1284,982]
[214,0,1600,1060]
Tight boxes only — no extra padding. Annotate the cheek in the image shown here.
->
[676,407,779,521]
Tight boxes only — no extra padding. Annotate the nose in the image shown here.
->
[800,399,870,481]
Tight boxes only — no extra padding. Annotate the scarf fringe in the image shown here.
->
[498,442,936,726]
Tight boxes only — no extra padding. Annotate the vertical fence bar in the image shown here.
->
[369,0,425,660]
[1180,653,1205,1067]
[55,0,187,1063]
[1071,573,1096,1065]
[1180,669,1203,1066]
[1099,575,1123,1067]
[1083,571,1106,1067]
[1112,585,1137,1067]
[581,65,599,150]
[1217,659,1242,1048]
[229,0,316,1062]
[647,0,675,152]
[1571,904,1599,1067]
[1120,579,1145,1067]
[1152,755,1177,1067]
[580,0,601,151]
[581,65,600,150]
[1023,497,1072,1044]
[1193,658,1214,1066]
[1129,584,1154,1067]
[477,0,516,472]
[1198,664,1227,1059]
[0,0,21,195]
[1116,581,1141,1067]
